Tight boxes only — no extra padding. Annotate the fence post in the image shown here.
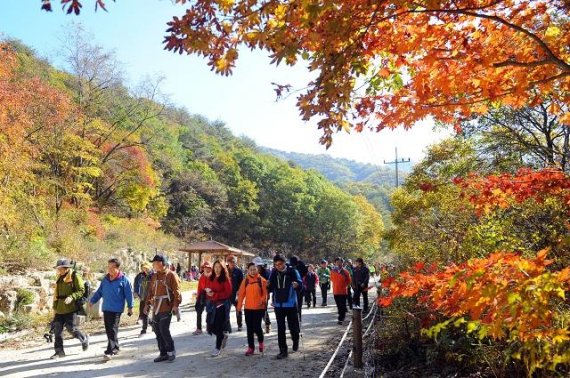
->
[352,307,363,368]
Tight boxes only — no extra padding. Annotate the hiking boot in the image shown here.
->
[275,351,288,359]
[167,351,175,362]
[259,342,265,353]
[192,329,203,335]
[82,335,89,351]
[50,352,65,360]
[245,347,255,356]
[153,354,168,363]
[221,333,229,349]
[211,348,221,357]
[293,340,299,352]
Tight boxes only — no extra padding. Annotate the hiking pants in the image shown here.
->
[296,290,303,320]
[353,287,369,312]
[53,312,87,354]
[139,300,148,333]
[334,295,348,322]
[153,311,174,356]
[320,283,329,305]
[305,288,316,307]
[274,306,300,353]
[264,298,271,326]
[346,287,353,309]
[244,309,265,349]
[195,302,205,330]
[103,311,121,354]
[214,305,227,349]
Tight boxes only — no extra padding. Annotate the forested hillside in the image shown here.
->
[0,38,384,272]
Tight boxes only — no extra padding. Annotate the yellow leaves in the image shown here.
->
[544,25,561,39]
[560,112,570,126]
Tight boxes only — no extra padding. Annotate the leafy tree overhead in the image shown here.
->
[41,0,570,146]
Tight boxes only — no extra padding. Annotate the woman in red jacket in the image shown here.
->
[206,260,232,356]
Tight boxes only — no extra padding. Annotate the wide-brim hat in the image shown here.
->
[54,259,72,268]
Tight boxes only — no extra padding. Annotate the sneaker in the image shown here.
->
[338,320,343,325]
[211,348,221,357]
[321,303,326,307]
[167,351,175,362]
[221,333,229,349]
[153,354,169,363]
[50,352,65,360]
[275,351,288,359]
[292,340,299,352]
[245,347,255,356]
[259,342,265,353]
[82,335,89,351]
[103,353,112,361]
[192,329,203,335]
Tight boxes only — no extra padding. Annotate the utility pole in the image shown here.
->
[383,147,411,187]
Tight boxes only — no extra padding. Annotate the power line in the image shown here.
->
[383,147,411,187]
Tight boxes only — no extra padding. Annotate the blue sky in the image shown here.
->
[0,0,450,165]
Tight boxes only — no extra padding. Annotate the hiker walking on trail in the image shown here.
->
[134,262,154,337]
[144,254,182,363]
[89,258,134,361]
[331,257,351,325]
[288,255,308,322]
[236,262,268,356]
[267,254,302,359]
[226,255,244,332]
[352,258,370,313]
[206,260,232,357]
[317,259,331,307]
[50,259,89,360]
[193,261,212,335]
[303,264,319,308]
[344,259,355,310]
[253,257,272,334]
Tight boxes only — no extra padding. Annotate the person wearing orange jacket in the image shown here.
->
[330,257,352,325]
[236,262,268,356]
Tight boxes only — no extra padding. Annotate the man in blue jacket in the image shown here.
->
[267,254,302,359]
[89,258,134,361]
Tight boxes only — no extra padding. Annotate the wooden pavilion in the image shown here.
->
[180,240,255,271]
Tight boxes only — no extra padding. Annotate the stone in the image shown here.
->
[22,304,38,314]
[0,290,17,318]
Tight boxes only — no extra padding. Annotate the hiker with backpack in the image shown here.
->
[317,259,331,307]
[352,258,370,313]
[206,260,232,357]
[134,262,154,337]
[226,255,244,332]
[193,261,213,335]
[50,259,90,359]
[236,262,268,356]
[344,259,355,310]
[144,254,182,363]
[89,258,134,361]
[253,257,272,334]
[331,257,352,325]
[288,255,307,322]
[303,264,319,308]
[267,254,302,359]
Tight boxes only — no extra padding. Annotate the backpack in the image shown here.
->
[245,276,263,294]
[70,271,90,315]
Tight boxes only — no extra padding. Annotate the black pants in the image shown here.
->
[214,305,227,349]
[274,307,300,353]
[264,299,271,326]
[103,311,121,354]
[53,312,87,354]
[320,283,329,305]
[195,302,205,330]
[296,291,303,320]
[353,288,369,312]
[244,309,265,348]
[226,301,242,332]
[305,288,316,307]
[139,300,148,332]
[334,295,348,322]
[346,287,353,309]
[152,311,174,356]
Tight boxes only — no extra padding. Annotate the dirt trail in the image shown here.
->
[0,292,346,378]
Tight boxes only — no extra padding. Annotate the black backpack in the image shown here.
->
[71,271,91,314]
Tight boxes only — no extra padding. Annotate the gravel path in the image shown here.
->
[0,292,345,378]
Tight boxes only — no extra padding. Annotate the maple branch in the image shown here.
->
[493,59,553,69]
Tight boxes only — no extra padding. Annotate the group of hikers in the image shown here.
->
[50,253,374,362]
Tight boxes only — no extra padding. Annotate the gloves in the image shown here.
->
[64,296,73,305]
